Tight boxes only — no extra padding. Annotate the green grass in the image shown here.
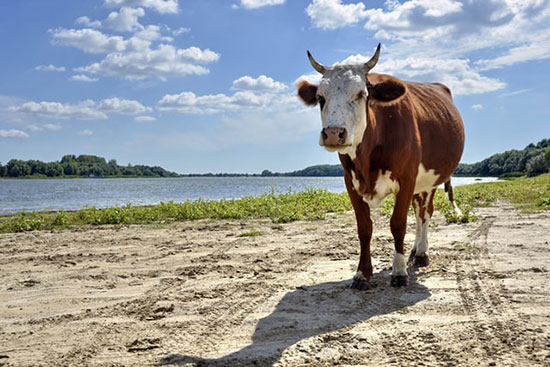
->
[237,230,262,237]
[1,174,548,234]
[0,188,352,233]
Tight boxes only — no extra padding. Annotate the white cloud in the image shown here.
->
[70,74,98,82]
[472,104,484,110]
[0,129,29,138]
[98,97,152,114]
[135,115,156,122]
[27,123,62,131]
[78,129,94,136]
[9,98,151,120]
[75,44,219,80]
[158,76,300,114]
[103,7,145,32]
[9,100,108,120]
[104,0,179,14]
[51,28,219,80]
[75,16,101,28]
[35,64,66,72]
[232,75,287,92]
[171,27,189,36]
[240,0,285,9]
[306,0,368,29]
[499,88,532,97]
[476,35,550,70]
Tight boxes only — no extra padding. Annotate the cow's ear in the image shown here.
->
[369,78,406,103]
[297,80,318,106]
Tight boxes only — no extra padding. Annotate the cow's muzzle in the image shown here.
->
[321,126,348,147]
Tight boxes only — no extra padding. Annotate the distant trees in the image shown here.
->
[455,138,550,177]
[0,154,180,178]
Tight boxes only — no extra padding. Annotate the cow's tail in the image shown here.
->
[444,179,462,217]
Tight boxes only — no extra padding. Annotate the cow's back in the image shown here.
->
[405,80,464,183]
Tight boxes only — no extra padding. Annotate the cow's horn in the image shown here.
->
[363,43,381,73]
[307,50,327,74]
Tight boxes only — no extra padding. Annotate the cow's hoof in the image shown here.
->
[408,249,416,263]
[350,278,371,290]
[390,275,408,287]
[413,254,430,267]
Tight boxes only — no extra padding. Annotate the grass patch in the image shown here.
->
[237,231,262,237]
[0,188,352,234]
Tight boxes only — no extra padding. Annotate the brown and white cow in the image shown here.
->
[297,44,465,288]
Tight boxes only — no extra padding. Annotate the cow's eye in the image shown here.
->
[356,90,367,100]
[316,95,326,110]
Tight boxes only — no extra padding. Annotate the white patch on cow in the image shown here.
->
[317,66,368,157]
[412,200,422,253]
[414,163,440,194]
[350,170,360,192]
[392,251,407,276]
[353,270,367,281]
[362,170,399,208]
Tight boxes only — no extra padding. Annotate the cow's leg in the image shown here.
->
[390,184,414,287]
[444,180,462,217]
[410,189,436,267]
[344,174,373,290]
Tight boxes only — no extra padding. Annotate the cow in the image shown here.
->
[297,44,465,289]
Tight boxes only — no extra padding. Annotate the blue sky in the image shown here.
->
[1,0,549,174]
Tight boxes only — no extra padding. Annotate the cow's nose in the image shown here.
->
[322,127,347,146]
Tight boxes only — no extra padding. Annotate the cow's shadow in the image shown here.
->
[161,270,430,366]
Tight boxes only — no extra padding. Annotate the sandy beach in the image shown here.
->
[1,203,549,366]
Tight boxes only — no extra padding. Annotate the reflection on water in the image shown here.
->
[0,176,498,215]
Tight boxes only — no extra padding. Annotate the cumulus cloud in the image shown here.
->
[104,0,178,14]
[9,98,151,120]
[75,16,102,28]
[35,64,66,72]
[70,74,98,82]
[306,0,368,29]
[103,7,145,32]
[51,28,219,80]
[231,75,287,92]
[27,123,62,131]
[158,75,297,114]
[0,129,29,138]
[78,129,94,136]
[472,104,484,110]
[239,0,285,9]
[98,97,152,114]
[135,115,156,122]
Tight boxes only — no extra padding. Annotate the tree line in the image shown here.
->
[455,138,550,177]
[0,154,179,178]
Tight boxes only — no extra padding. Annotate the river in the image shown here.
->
[0,176,499,215]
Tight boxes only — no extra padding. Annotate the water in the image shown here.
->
[0,176,499,215]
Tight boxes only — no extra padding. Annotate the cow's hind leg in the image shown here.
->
[409,189,436,267]
[445,180,462,217]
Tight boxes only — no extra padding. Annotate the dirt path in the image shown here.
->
[1,203,549,366]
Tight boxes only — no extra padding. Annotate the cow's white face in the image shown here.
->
[316,65,368,157]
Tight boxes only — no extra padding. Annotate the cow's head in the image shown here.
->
[297,44,380,157]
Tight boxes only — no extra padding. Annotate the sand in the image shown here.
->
[1,203,549,366]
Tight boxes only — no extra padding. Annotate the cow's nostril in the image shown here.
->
[321,130,328,141]
[339,130,347,140]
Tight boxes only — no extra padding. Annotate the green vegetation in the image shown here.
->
[1,174,548,234]
[238,231,262,237]
[455,138,550,177]
[0,154,179,178]
[261,164,344,177]
[0,188,352,233]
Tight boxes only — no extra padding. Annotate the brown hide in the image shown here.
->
[342,73,464,199]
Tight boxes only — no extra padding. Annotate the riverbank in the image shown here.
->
[1,201,549,366]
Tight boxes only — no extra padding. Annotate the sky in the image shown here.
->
[1,0,549,174]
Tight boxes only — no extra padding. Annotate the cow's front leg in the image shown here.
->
[390,185,414,287]
[344,172,373,290]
